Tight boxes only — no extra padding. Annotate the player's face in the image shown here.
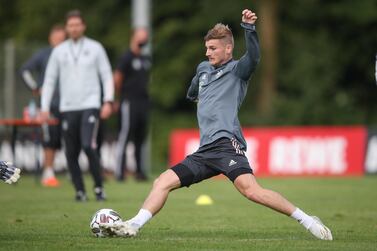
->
[49,30,66,47]
[205,39,232,67]
[66,17,86,41]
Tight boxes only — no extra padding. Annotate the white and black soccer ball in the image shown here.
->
[90,208,122,237]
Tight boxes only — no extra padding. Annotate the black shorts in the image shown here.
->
[42,108,61,149]
[171,137,253,187]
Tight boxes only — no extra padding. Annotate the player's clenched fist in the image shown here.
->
[242,9,257,24]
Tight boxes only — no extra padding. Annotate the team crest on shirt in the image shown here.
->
[132,58,142,70]
[199,73,208,93]
[215,70,223,78]
[132,58,150,71]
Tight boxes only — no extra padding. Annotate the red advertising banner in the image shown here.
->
[170,127,367,176]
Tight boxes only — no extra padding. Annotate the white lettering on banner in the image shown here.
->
[269,137,347,174]
[365,136,377,173]
[185,139,200,156]
[0,140,130,173]
[245,137,259,172]
[0,142,13,166]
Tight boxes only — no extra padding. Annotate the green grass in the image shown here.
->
[1,175,377,251]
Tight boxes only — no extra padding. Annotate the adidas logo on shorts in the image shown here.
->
[229,159,237,166]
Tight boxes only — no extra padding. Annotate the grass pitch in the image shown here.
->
[0,174,376,251]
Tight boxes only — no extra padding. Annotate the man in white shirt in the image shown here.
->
[41,10,114,201]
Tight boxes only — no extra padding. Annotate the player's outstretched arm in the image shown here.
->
[234,9,260,81]
[0,161,21,184]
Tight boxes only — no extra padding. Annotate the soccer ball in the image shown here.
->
[90,208,122,237]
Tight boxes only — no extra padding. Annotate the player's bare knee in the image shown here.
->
[152,171,176,192]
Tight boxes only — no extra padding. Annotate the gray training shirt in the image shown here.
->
[187,22,260,151]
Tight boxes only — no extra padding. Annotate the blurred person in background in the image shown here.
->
[41,10,114,202]
[20,25,66,187]
[100,9,332,241]
[114,28,151,182]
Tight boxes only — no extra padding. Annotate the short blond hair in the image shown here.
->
[204,23,234,46]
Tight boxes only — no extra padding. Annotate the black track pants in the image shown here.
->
[61,109,102,192]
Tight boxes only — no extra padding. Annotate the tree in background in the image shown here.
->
[273,0,377,125]
[258,0,278,116]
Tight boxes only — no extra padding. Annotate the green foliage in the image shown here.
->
[275,0,377,125]
[6,0,131,60]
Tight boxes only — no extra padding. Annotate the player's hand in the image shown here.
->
[242,9,257,24]
[100,102,112,119]
[0,161,21,184]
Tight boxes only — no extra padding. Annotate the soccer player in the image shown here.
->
[0,161,20,184]
[41,10,114,201]
[20,25,66,187]
[114,28,151,182]
[100,9,333,240]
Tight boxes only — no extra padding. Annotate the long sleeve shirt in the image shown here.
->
[187,23,260,150]
[41,37,114,112]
